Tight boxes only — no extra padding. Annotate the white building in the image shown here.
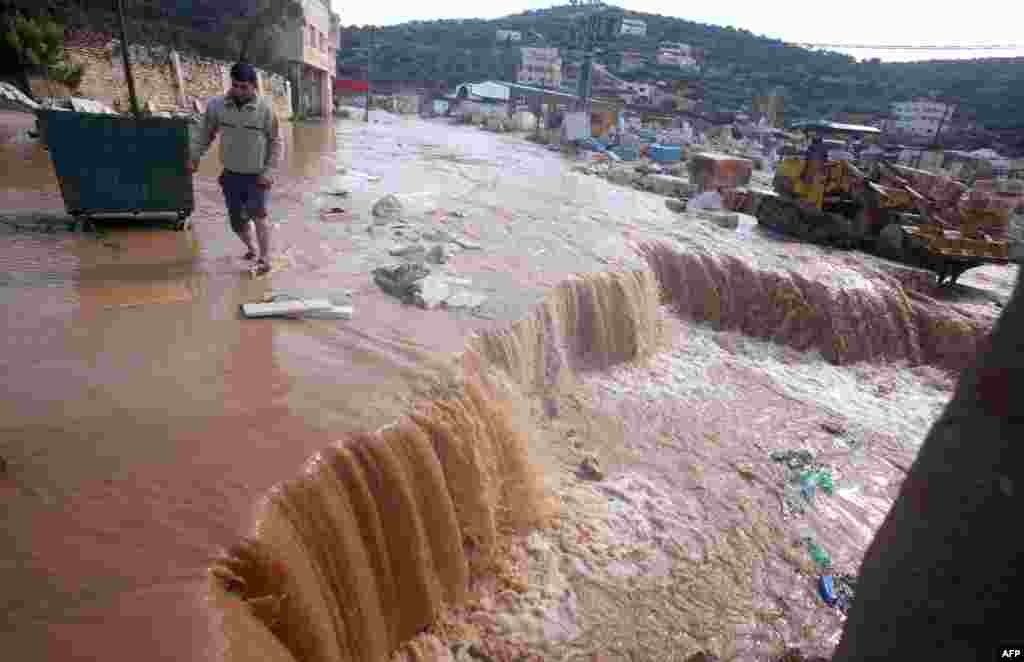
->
[624,81,655,104]
[886,99,954,137]
[516,47,562,89]
[496,30,522,42]
[619,18,647,37]
[656,43,698,70]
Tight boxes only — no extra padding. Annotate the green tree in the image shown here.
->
[3,13,84,100]
[225,0,304,69]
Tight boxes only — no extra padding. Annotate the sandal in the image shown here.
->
[242,250,257,261]
[253,259,271,276]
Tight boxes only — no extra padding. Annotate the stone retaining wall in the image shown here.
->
[30,36,292,119]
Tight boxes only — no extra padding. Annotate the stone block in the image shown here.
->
[642,174,696,197]
[697,210,740,229]
[607,167,641,187]
[687,152,753,192]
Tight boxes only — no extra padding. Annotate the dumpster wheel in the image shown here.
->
[69,213,95,233]
[174,212,192,232]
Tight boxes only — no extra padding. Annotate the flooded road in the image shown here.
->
[1,107,1017,661]
[0,109,651,661]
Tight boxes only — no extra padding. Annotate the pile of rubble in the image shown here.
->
[368,194,489,311]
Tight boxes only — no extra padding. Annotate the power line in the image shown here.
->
[796,42,1024,51]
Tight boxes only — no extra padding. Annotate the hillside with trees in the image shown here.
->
[336,4,1024,135]
[2,1,1023,142]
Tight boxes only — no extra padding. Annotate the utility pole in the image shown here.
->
[365,27,374,123]
[579,14,594,116]
[914,101,955,169]
[115,0,141,118]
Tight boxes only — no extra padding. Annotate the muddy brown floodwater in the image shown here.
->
[0,107,1018,662]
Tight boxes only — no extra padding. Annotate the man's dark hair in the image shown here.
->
[231,62,258,84]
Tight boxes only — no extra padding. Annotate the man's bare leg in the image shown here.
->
[236,220,258,259]
[229,208,258,259]
[252,213,272,272]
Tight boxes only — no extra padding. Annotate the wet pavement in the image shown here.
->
[1,107,1018,661]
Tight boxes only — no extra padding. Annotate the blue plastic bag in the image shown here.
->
[818,574,838,606]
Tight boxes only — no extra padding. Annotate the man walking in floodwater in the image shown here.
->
[187,62,281,276]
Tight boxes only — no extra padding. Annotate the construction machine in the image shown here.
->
[748,121,1017,285]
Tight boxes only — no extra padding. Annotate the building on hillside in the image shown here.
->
[452,80,624,113]
[496,29,522,42]
[656,42,698,70]
[619,18,647,37]
[516,47,562,89]
[883,99,954,138]
[615,50,647,73]
[831,111,881,127]
[623,81,655,105]
[278,0,339,117]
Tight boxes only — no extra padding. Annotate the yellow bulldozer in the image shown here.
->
[750,122,1018,285]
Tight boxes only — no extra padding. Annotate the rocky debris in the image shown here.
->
[450,211,468,218]
[635,163,664,175]
[642,174,696,198]
[422,228,453,242]
[774,649,830,662]
[427,244,453,264]
[697,210,740,230]
[372,263,430,302]
[770,450,815,472]
[372,194,403,221]
[667,162,689,178]
[665,199,688,214]
[413,274,451,309]
[576,455,605,481]
[453,237,482,251]
[820,421,847,437]
[374,263,485,310]
[444,290,487,309]
[391,634,456,662]
[606,167,641,187]
[684,653,721,662]
[450,642,492,662]
[389,243,427,258]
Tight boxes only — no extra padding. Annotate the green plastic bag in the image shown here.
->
[803,538,832,570]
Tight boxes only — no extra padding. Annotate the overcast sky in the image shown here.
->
[329,0,1024,61]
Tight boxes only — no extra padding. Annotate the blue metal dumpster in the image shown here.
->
[39,109,194,230]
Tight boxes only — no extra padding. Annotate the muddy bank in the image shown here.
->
[642,241,995,372]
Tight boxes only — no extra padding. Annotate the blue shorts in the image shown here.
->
[219,170,269,231]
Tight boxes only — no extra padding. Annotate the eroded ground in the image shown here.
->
[0,108,1015,661]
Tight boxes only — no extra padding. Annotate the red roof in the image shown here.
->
[334,79,369,93]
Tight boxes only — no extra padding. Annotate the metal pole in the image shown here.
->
[915,102,953,169]
[115,0,141,118]
[580,16,594,117]
[365,28,373,123]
